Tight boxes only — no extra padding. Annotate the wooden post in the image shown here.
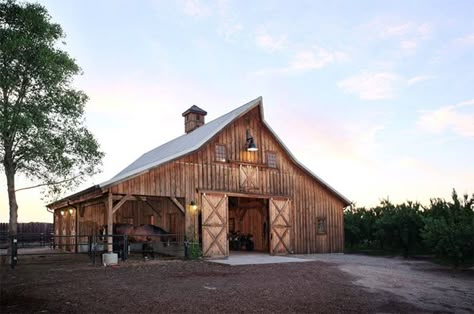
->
[107,191,113,253]
[75,205,79,253]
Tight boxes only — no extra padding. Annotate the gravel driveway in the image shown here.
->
[297,254,474,313]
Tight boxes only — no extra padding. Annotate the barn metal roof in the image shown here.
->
[99,96,350,205]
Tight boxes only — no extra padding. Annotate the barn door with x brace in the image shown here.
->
[201,193,229,258]
[239,165,259,191]
[269,198,292,255]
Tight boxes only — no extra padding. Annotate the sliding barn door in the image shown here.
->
[201,193,228,258]
[269,198,292,255]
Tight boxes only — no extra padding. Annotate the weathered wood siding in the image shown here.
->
[54,209,76,251]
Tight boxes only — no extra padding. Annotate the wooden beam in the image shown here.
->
[48,190,105,210]
[134,196,147,202]
[169,197,185,214]
[239,208,248,220]
[106,191,113,253]
[231,199,265,209]
[141,200,162,218]
[112,194,132,214]
[113,194,163,201]
[198,189,290,200]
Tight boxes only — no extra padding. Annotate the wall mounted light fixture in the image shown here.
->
[190,201,198,213]
[246,130,258,151]
[69,208,74,215]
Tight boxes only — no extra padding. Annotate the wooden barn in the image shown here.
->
[47,97,350,257]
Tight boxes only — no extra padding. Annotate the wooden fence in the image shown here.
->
[0,222,53,234]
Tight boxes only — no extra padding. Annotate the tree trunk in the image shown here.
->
[3,149,18,261]
[6,168,17,235]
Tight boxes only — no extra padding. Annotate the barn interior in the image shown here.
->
[112,197,185,237]
[228,197,269,253]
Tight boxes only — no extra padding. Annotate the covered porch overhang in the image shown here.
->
[47,187,186,253]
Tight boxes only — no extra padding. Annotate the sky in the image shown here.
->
[1,0,473,222]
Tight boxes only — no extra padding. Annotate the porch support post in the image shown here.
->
[107,191,113,253]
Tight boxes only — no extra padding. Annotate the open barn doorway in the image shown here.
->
[228,197,269,254]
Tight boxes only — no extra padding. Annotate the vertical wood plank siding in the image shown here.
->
[59,106,345,253]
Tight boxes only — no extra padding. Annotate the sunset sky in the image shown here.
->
[1,0,473,222]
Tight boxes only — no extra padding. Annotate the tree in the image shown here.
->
[344,206,362,248]
[0,1,103,241]
[422,190,474,267]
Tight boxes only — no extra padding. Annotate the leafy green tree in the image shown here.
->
[0,1,103,240]
[422,190,474,267]
[344,206,362,248]
[373,199,396,250]
[359,207,378,247]
[393,202,424,256]
[371,200,424,255]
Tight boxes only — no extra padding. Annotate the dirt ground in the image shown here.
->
[299,254,474,314]
[0,253,472,313]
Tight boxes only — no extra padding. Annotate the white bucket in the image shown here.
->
[102,252,118,266]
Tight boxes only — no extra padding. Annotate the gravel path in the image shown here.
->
[297,254,474,313]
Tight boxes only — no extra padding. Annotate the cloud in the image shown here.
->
[338,72,402,100]
[180,0,211,18]
[218,21,243,41]
[379,22,431,40]
[253,48,346,76]
[213,0,243,41]
[255,27,287,52]
[417,99,474,137]
[407,75,436,85]
[289,49,346,71]
[454,33,474,45]
[363,20,432,54]
[400,40,417,52]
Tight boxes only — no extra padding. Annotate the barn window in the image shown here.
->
[317,217,327,234]
[215,144,227,162]
[267,151,277,168]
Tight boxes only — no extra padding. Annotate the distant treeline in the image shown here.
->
[344,190,474,267]
[0,222,53,234]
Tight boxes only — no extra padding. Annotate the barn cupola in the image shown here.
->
[182,105,207,133]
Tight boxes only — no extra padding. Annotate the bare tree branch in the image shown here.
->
[15,174,81,192]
